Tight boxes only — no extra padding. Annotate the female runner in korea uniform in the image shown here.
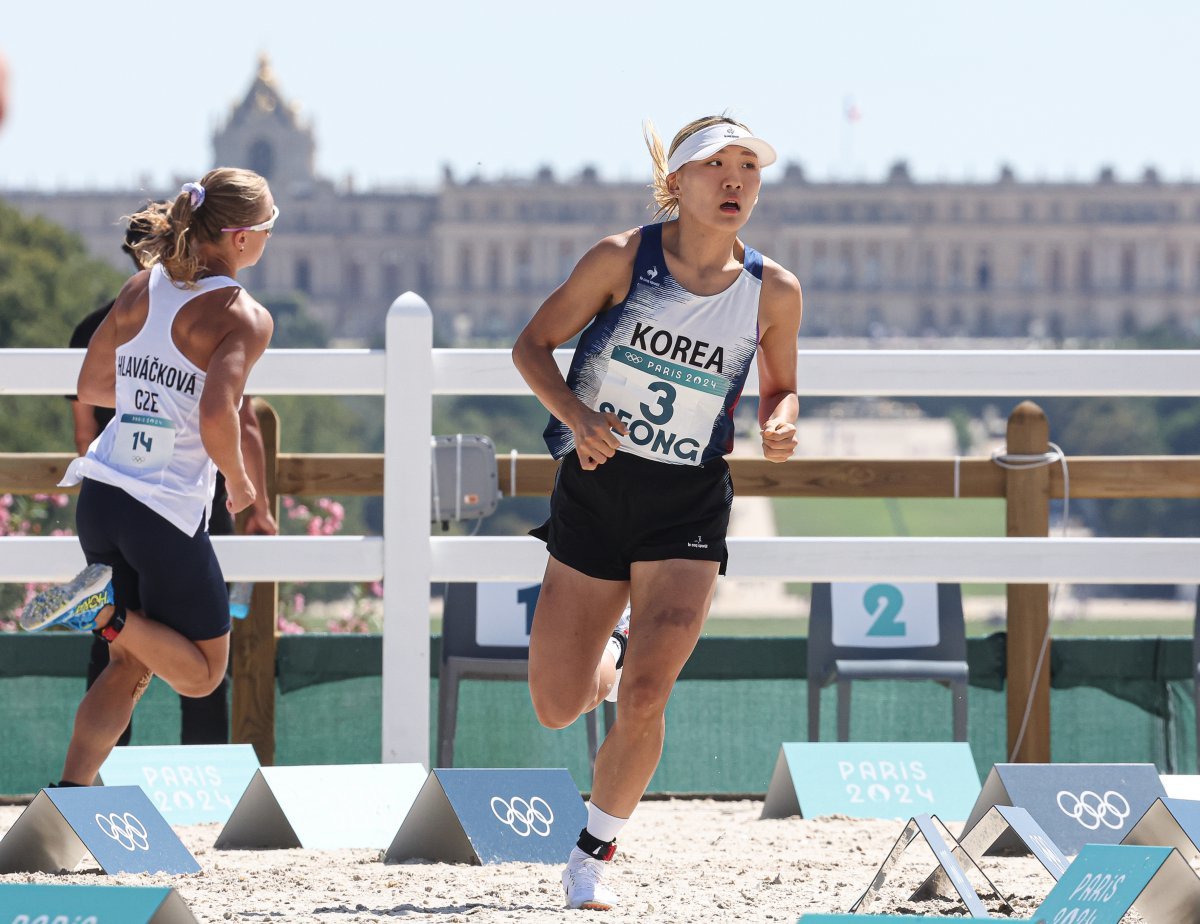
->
[513,115,802,909]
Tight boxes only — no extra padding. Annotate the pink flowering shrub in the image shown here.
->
[1,493,74,631]
[276,496,381,634]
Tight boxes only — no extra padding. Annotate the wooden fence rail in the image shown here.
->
[6,452,1200,499]
[4,400,1200,764]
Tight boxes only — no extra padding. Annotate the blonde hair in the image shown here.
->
[643,115,751,220]
[128,167,271,285]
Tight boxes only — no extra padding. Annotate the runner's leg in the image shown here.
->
[60,648,152,784]
[589,557,719,816]
[528,556,629,729]
[105,615,229,698]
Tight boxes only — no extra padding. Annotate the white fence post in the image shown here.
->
[382,292,433,765]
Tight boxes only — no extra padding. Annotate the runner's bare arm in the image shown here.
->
[513,231,639,469]
[78,271,152,407]
[76,294,125,408]
[756,262,802,463]
[237,397,278,535]
[199,298,273,513]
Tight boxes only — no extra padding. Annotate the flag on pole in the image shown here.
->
[844,96,862,123]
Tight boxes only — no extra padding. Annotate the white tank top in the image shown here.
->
[61,265,242,534]
[544,222,763,465]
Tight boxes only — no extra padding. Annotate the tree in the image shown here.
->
[0,200,125,451]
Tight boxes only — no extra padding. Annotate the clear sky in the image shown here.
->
[3,0,1197,191]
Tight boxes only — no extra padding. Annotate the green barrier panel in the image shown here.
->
[0,633,1193,796]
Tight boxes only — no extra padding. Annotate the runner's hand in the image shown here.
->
[225,474,257,515]
[572,409,627,471]
[243,507,278,536]
[761,419,797,463]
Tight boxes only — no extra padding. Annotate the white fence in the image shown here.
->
[4,292,1200,765]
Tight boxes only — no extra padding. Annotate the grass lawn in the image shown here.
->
[702,614,1192,638]
[772,497,1007,596]
[772,497,1006,539]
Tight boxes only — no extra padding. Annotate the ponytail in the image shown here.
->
[127,194,203,283]
[126,167,270,287]
[643,120,677,220]
[644,114,750,221]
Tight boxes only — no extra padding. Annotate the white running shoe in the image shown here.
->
[603,606,630,704]
[20,563,114,632]
[562,847,618,910]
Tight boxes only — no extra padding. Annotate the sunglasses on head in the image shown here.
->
[222,205,279,234]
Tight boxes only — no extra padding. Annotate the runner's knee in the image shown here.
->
[173,666,224,698]
[611,673,672,723]
[530,686,589,730]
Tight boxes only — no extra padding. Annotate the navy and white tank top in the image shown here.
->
[543,222,762,466]
[61,265,242,534]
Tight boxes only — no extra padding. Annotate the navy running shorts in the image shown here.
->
[75,478,230,641]
[530,450,733,582]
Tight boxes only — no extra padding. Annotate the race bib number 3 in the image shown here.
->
[109,413,176,472]
[594,345,729,465]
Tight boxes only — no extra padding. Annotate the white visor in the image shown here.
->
[666,123,777,174]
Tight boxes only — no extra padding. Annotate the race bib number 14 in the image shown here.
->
[109,413,176,472]
[594,345,729,465]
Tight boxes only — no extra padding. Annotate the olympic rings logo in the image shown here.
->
[94,811,150,851]
[1055,789,1131,830]
[490,795,554,837]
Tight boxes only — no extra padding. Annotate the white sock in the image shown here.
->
[586,802,628,843]
[604,634,622,666]
[602,635,623,704]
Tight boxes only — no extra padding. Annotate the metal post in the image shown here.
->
[382,292,432,765]
[1005,400,1051,762]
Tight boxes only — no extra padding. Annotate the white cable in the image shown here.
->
[510,448,519,499]
[432,436,441,523]
[991,441,1069,761]
[953,456,961,500]
[454,433,463,523]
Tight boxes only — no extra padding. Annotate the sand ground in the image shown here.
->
[0,800,1110,923]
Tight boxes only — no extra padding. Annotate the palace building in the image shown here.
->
[7,57,1200,346]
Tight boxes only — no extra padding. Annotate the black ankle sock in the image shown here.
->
[577,827,617,861]
[50,780,86,788]
[92,605,126,643]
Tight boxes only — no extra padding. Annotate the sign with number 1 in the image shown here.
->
[474,582,541,647]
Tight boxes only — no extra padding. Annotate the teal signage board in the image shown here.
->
[964,763,1166,857]
[386,768,586,865]
[762,742,979,819]
[801,917,992,922]
[1122,797,1200,862]
[98,744,259,825]
[0,786,199,876]
[1030,844,1200,924]
[215,763,427,849]
[0,883,198,923]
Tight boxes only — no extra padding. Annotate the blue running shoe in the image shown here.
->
[20,564,114,632]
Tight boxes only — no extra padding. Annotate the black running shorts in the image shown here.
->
[75,478,230,641]
[530,451,733,582]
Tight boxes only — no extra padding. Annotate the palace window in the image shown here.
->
[294,258,311,295]
[1120,245,1136,292]
[1048,250,1063,292]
